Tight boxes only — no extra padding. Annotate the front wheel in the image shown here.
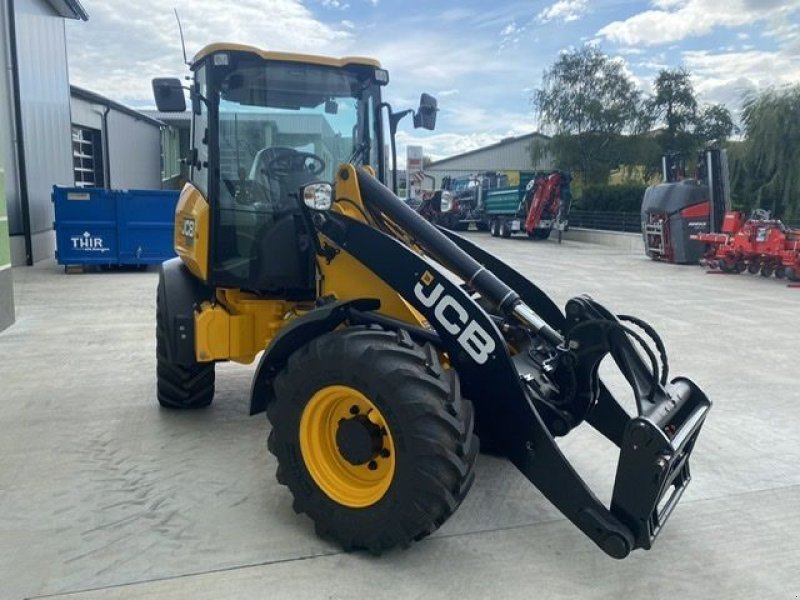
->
[267,326,478,553]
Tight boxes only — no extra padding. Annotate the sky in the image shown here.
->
[65,0,800,163]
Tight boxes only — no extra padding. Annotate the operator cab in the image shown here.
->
[154,44,436,299]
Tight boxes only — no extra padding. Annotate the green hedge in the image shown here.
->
[574,183,648,213]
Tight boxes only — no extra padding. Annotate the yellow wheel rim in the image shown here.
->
[299,385,395,508]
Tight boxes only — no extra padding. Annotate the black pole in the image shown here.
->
[101,105,111,189]
[7,0,33,265]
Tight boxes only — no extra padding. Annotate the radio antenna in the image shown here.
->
[174,9,190,66]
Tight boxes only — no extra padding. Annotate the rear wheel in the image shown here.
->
[490,219,500,237]
[267,326,478,553]
[500,219,512,238]
[156,282,215,409]
[527,228,551,240]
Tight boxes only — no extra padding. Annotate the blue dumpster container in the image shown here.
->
[53,187,179,267]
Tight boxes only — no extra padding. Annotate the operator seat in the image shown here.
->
[246,147,317,298]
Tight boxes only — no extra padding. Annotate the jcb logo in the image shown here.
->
[413,271,495,364]
[182,218,196,247]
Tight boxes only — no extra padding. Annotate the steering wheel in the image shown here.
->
[263,147,326,178]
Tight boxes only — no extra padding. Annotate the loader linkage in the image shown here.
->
[322,169,712,558]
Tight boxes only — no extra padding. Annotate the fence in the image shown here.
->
[568,210,800,234]
[567,210,641,233]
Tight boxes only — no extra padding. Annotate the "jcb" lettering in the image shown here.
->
[413,277,495,364]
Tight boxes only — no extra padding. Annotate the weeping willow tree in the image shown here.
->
[730,86,800,219]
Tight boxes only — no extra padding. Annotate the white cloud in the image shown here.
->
[598,0,799,46]
[499,21,524,49]
[437,89,460,97]
[66,0,352,104]
[322,0,350,9]
[684,49,800,106]
[538,0,588,24]
[617,47,644,56]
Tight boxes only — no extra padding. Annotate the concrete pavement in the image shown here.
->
[1,234,798,599]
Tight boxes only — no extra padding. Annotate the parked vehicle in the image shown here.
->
[152,42,711,559]
[642,145,730,264]
[485,171,572,240]
[426,172,506,230]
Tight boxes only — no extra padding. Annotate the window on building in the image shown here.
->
[72,126,104,188]
[161,127,181,181]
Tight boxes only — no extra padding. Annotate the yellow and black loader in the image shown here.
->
[152,43,711,558]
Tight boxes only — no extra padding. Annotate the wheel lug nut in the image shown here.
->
[367,460,378,470]
[380,449,390,458]
[349,405,360,415]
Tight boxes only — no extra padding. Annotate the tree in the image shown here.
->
[644,68,736,177]
[531,47,645,184]
[730,86,800,219]
[696,103,735,143]
[651,68,698,137]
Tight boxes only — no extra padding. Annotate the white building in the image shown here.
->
[0,0,88,331]
[70,86,163,191]
[426,132,552,188]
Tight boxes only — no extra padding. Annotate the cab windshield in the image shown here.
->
[208,59,381,291]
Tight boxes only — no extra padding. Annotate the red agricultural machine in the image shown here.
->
[692,209,800,280]
[524,171,572,239]
[641,146,730,264]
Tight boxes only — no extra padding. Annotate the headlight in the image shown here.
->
[440,191,453,213]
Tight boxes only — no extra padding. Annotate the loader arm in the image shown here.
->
[311,166,711,558]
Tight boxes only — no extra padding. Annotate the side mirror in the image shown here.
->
[413,93,438,130]
[152,78,186,112]
[301,182,333,211]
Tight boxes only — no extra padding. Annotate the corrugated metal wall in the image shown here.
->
[0,1,20,251]
[106,111,162,190]
[71,95,163,190]
[12,0,74,262]
[426,135,553,188]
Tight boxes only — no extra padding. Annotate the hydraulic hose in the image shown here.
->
[355,169,563,345]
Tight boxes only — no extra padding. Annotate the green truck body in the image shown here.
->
[484,172,537,217]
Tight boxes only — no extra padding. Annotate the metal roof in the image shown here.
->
[139,110,192,127]
[427,132,550,167]
[70,86,164,127]
[47,0,88,20]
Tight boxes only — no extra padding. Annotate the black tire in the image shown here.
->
[747,261,760,275]
[500,220,512,238]
[527,228,551,240]
[490,219,499,237]
[267,326,478,553]
[156,283,215,409]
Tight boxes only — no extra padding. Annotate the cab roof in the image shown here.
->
[192,43,381,70]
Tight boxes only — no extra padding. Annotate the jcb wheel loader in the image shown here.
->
[152,43,711,558]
